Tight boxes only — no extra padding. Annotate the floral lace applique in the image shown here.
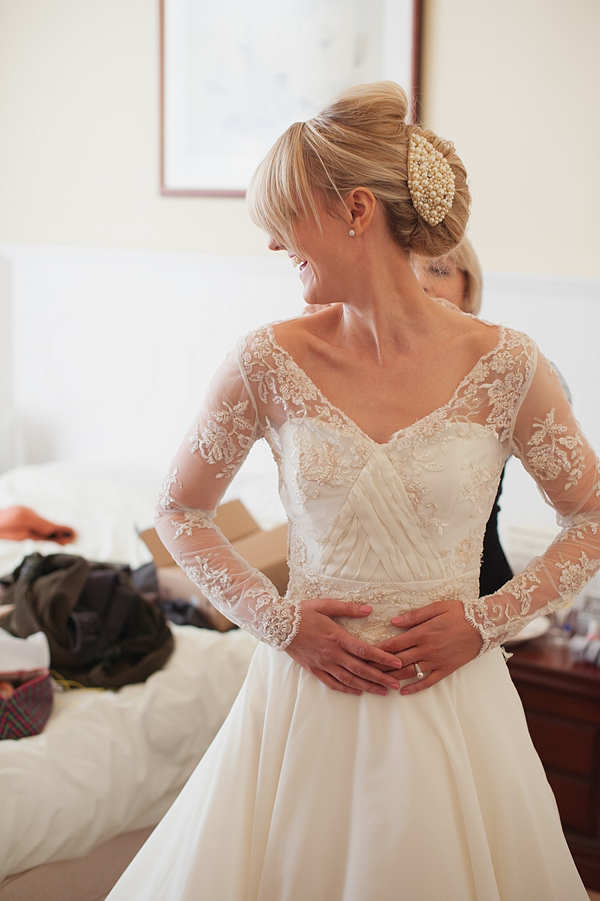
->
[292,428,372,493]
[440,525,482,578]
[178,540,300,648]
[526,409,586,489]
[461,458,505,514]
[241,334,319,415]
[295,432,354,491]
[479,337,534,442]
[189,399,256,480]
[181,553,238,608]
[287,525,309,572]
[556,549,600,601]
[247,595,300,646]
[156,465,182,512]
[402,475,444,534]
[172,510,214,540]
[464,563,544,652]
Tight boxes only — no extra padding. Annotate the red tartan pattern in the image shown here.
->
[0,671,53,740]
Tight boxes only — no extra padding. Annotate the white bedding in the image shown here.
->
[0,624,257,880]
[0,462,160,576]
[0,461,266,879]
[0,454,285,578]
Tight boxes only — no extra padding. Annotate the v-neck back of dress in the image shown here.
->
[265,321,507,447]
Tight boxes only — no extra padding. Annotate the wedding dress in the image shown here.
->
[108,315,597,900]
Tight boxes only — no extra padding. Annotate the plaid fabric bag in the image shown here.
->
[0,670,54,740]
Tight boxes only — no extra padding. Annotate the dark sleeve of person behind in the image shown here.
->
[479,466,514,596]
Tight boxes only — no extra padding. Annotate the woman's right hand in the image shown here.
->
[284,598,405,696]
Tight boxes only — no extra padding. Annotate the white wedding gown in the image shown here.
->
[108,314,598,900]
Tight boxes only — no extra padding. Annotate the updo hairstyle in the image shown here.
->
[247,81,471,260]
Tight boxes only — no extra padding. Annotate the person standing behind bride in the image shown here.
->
[106,82,595,900]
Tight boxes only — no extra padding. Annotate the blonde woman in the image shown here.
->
[414,236,483,314]
[107,83,593,900]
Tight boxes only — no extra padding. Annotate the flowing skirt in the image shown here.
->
[106,645,587,900]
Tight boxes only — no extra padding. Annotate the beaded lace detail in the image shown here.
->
[155,318,600,653]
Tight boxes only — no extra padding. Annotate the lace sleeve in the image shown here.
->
[464,349,600,652]
[154,342,301,649]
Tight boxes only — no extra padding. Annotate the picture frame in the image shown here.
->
[160,0,422,196]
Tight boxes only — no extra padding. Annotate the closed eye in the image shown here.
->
[428,265,453,278]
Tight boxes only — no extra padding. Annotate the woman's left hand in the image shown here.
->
[374,600,483,695]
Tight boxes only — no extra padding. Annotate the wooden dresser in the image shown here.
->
[507,635,600,890]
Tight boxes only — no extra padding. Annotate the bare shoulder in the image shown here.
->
[436,302,500,357]
[466,316,502,357]
[271,305,341,353]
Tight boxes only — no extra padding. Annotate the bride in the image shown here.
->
[107,82,594,899]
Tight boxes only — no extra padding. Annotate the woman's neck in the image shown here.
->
[320,245,439,364]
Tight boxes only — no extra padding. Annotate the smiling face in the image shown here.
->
[413,256,468,311]
[268,201,353,307]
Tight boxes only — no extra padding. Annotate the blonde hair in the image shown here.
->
[247,82,471,259]
[425,238,483,315]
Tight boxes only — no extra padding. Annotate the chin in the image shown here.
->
[302,282,328,308]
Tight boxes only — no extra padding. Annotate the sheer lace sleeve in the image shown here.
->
[465,348,600,653]
[154,341,301,649]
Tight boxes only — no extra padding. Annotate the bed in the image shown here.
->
[0,461,269,900]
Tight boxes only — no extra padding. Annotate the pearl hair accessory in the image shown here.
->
[348,228,355,237]
[407,133,455,226]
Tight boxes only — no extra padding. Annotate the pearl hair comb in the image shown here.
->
[407,133,456,226]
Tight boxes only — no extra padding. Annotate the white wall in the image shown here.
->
[0,244,301,469]
[421,0,600,278]
[0,0,598,276]
[0,0,263,255]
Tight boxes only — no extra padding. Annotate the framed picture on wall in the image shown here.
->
[160,0,422,196]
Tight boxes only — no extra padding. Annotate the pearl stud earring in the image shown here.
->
[348,229,355,237]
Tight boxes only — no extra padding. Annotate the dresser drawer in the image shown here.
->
[515,680,600,725]
[525,712,598,777]
[507,637,600,890]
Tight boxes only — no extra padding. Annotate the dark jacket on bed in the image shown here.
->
[0,553,174,688]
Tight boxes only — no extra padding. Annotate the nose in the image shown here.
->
[268,237,284,252]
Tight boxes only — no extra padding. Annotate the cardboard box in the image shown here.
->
[139,500,289,632]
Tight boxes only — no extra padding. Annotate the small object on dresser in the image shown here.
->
[504,615,551,646]
[568,619,600,666]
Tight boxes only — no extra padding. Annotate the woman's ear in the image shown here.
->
[344,188,376,237]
